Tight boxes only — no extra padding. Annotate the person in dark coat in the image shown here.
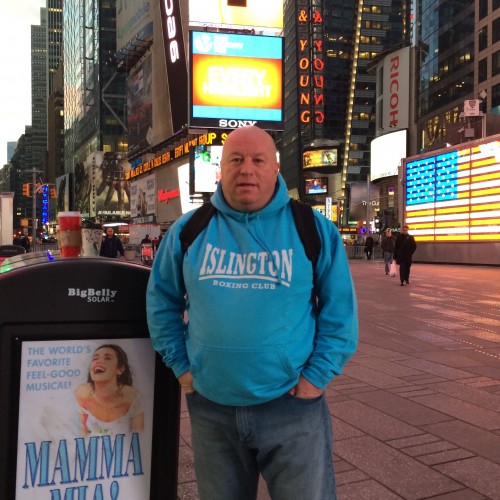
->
[394,225,417,286]
[364,235,374,260]
[99,227,125,259]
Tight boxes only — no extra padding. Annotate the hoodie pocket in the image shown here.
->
[189,344,298,401]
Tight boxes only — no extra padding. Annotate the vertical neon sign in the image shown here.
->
[297,1,325,129]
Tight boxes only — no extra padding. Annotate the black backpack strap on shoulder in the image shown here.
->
[179,201,217,254]
[289,199,321,269]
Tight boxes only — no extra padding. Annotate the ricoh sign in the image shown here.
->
[382,46,410,131]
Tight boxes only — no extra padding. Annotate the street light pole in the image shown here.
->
[366,174,371,236]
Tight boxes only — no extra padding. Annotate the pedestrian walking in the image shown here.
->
[394,225,417,286]
[381,229,396,275]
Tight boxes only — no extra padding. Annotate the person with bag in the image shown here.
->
[381,229,396,276]
[394,225,417,286]
[146,126,358,500]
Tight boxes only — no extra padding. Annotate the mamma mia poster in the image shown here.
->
[16,338,155,499]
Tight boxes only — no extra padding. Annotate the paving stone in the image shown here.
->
[402,440,458,457]
[417,448,476,466]
[355,342,414,359]
[423,380,500,412]
[434,456,500,499]
[334,435,463,499]
[421,420,500,463]
[337,479,405,500]
[426,489,489,499]
[177,444,196,483]
[342,365,413,389]
[386,434,441,449]
[177,480,199,499]
[390,388,438,398]
[334,459,358,473]
[350,355,424,377]
[417,350,494,368]
[350,390,452,426]
[398,358,479,380]
[411,393,500,430]
[331,400,425,441]
[331,415,367,440]
[335,469,369,486]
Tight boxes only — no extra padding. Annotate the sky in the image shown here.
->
[0,1,46,165]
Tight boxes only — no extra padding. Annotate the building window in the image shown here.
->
[479,0,488,19]
[494,18,500,44]
[494,0,500,12]
[479,27,488,52]
[494,51,500,76]
[478,58,488,82]
[492,83,500,113]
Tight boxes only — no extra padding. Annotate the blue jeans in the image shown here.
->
[384,251,394,274]
[186,392,336,500]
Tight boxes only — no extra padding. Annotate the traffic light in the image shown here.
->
[22,183,31,197]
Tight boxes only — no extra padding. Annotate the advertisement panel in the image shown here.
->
[190,144,222,194]
[188,0,283,30]
[127,55,153,154]
[55,174,70,213]
[303,149,339,170]
[74,152,131,220]
[189,30,284,130]
[116,0,153,54]
[370,130,407,181]
[130,173,156,223]
[16,338,155,499]
[382,46,410,131]
[405,138,500,241]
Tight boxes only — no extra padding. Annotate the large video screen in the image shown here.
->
[188,0,283,30]
[190,144,222,194]
[405,139,500,241]
[189,30,283,130]
[303,149,339,170]
[371,129,407,181]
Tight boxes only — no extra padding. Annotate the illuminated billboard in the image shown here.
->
[188,0,283,31]
[189,30,284,130]
[190,144,222,194]
[405,139,500,241]
[303,149,339,171]
[371,130,407,181]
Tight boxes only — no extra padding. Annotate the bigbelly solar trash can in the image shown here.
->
[0,256,179,499]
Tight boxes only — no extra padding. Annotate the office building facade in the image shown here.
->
[63,0,127,185]
[281,0,410,215]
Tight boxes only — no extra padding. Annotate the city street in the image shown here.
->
[176,259,500,499]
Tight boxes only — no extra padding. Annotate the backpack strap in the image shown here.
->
[179,199,322,271]
[179,201,217,254]
[289,199,321,270]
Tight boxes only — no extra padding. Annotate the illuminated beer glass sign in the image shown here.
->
[189,30,284,130]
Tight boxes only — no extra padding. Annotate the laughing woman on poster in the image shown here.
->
[75,344,144,436]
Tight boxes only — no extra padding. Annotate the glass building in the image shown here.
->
[63,0,127,176]
[416,0,475,149]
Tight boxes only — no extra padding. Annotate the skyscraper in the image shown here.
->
[63,0,127,181]
[281,0,410,213]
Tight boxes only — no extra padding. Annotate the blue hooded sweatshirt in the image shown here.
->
[146,174,358,406]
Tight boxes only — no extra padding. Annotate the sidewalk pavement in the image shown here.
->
[176,259,500,500]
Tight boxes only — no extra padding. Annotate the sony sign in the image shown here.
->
[160,0,188,132]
